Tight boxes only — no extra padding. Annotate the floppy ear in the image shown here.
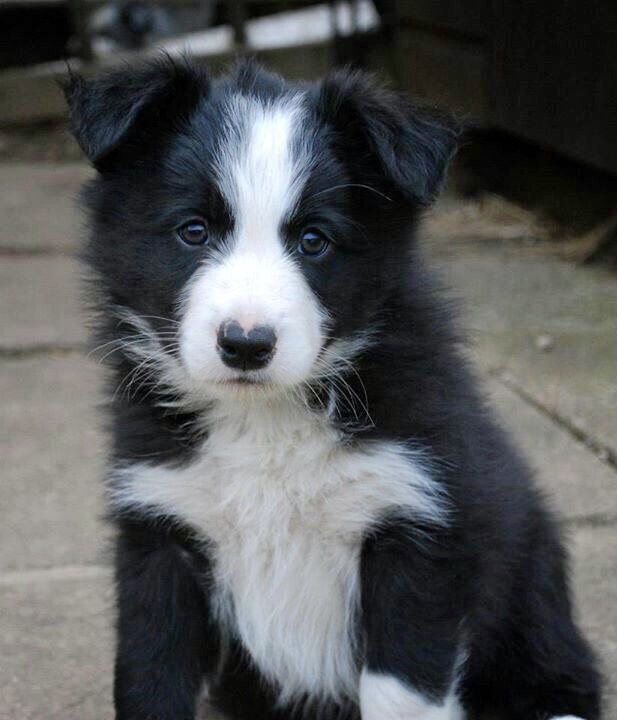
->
[317,70,460,205]
[64,56,208,168]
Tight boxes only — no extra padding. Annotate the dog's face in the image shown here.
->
[68,59,457,403]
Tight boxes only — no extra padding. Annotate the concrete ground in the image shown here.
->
[1,162,615,719]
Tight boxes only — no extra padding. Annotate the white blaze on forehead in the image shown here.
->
[215,93,310,251]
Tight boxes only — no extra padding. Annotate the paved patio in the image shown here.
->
[1,162,615,719]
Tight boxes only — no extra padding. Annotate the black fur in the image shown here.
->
[66,57,601,720]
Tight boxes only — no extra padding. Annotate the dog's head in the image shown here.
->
[67,58,458,404]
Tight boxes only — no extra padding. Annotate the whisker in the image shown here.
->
[307,339,376,431]
[308,183,393,204]
[90,333,178,364]
[88,335,145,357]
[117,313,180,326]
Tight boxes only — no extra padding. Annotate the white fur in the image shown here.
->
[111,397,447,705]
[360,670,464,720]
[179,93,326,395]
[548,717,586,720]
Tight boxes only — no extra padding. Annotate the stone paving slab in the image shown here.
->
[0,569,222,720]
[0,570,114,720]
[569,526,617,718]
[485,378,617,523]
[0,163,91,253]
[0,255,86,350]
[427,238,617,459]
[0,353,107,571]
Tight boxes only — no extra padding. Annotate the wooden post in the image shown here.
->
[68,0,93,62]
[229,0,248,50]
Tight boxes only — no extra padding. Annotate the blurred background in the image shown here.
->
[1,2,616,718]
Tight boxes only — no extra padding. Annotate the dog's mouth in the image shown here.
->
[214,372,274,389]
[223,376,263,385]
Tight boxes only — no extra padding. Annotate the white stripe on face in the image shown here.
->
[179,94,326,395]
[217,94,311,251]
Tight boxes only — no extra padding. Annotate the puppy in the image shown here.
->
[66,58,601,720]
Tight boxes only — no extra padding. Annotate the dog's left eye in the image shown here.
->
[298,229,330,257]
[177,218,209,246]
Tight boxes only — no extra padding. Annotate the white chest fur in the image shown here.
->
[112,399,444,705]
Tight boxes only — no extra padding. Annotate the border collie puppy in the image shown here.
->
[66,58,601,720]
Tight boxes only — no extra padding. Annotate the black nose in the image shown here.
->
[217,321,276,371]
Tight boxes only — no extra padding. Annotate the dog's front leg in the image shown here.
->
[113,519,218,720]
[359,522,465,720]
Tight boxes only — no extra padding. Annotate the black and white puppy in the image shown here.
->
[66,58,601,720]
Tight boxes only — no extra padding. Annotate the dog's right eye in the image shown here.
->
[177,219,209,246]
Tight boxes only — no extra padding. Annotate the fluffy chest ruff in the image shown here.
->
[111,399,445,706]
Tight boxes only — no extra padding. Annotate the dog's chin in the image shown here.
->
[188,372,296,403]
[180,351,321,404]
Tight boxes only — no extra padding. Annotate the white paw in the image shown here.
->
[359,669,464,720]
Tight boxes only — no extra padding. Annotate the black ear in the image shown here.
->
[64,56,208,167]
[317,70,461,205]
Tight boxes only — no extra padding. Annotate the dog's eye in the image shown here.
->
[177,219,209,246]
[298,229,330,257]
